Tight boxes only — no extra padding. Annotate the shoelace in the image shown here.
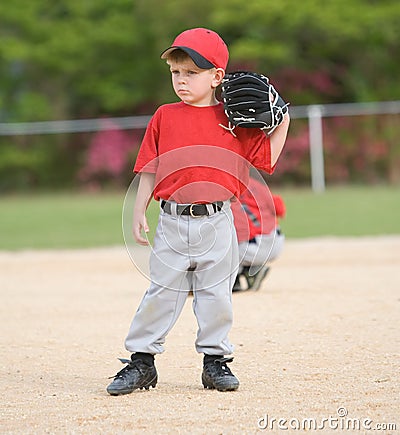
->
[109,358,147,379]
[206,357,235,376]
[218,121,237,137]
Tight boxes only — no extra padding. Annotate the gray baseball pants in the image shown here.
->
[238,228,285,270]
[125,200,238,356]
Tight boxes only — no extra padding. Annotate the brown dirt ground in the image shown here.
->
[1,236,399,435]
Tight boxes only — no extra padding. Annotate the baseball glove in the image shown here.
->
[220,71,289,136]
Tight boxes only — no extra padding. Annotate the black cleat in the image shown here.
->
[251,265,270,291]
[244,265,270,291]
[232,275,243,292]
[107,357,157,396]
[202,357,239,392]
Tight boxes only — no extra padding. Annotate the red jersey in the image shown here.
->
[134,102,274,203]
[232,177,286,242]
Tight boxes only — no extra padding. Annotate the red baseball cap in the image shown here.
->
[161,28,229,70]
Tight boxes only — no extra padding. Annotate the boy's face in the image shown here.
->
[168,57,224,106]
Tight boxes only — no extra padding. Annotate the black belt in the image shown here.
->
[161,200,224,217]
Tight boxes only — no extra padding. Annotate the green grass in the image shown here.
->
[1,186,399,250]
[277,185,400,238]
[0,192,126,250]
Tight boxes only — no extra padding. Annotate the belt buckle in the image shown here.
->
[189,203,202,218]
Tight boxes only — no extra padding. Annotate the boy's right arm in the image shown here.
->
[269,112,290,167]
[133,172,156,246]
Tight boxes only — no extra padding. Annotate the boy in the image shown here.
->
[231,176,286,291]
[107,28,290,395]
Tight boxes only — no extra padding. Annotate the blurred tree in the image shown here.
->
[0,0,140,120]
[1,0,399,122]
[212,0,400,104]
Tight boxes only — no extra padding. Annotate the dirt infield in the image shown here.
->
[1,236,399,434]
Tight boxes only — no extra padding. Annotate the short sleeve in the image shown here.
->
[133,111,160,174]
[242,130,274,174]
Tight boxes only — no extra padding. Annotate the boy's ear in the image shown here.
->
[212,68,225,88]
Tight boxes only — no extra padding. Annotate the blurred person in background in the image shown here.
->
[231,175,286,292]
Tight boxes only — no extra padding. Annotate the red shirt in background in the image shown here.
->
[232,177,286,243]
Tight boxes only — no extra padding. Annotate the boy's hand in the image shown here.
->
[132,172,155,246]
[133,213,150,246]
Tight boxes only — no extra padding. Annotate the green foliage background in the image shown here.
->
[1,1,399,191]
[1,0,399,121]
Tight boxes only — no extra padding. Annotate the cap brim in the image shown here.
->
[160,46,215,69]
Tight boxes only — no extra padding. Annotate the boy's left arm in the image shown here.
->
[268,113,290,167]
[133,172,156,246]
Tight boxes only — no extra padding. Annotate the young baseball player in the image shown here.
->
[231,175,286,292]
[107,27,290,395]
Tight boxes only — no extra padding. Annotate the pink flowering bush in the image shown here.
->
[323,115,394,184]
[79,120,142,189]
[269,114,397,186]
[273,122,310,183]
